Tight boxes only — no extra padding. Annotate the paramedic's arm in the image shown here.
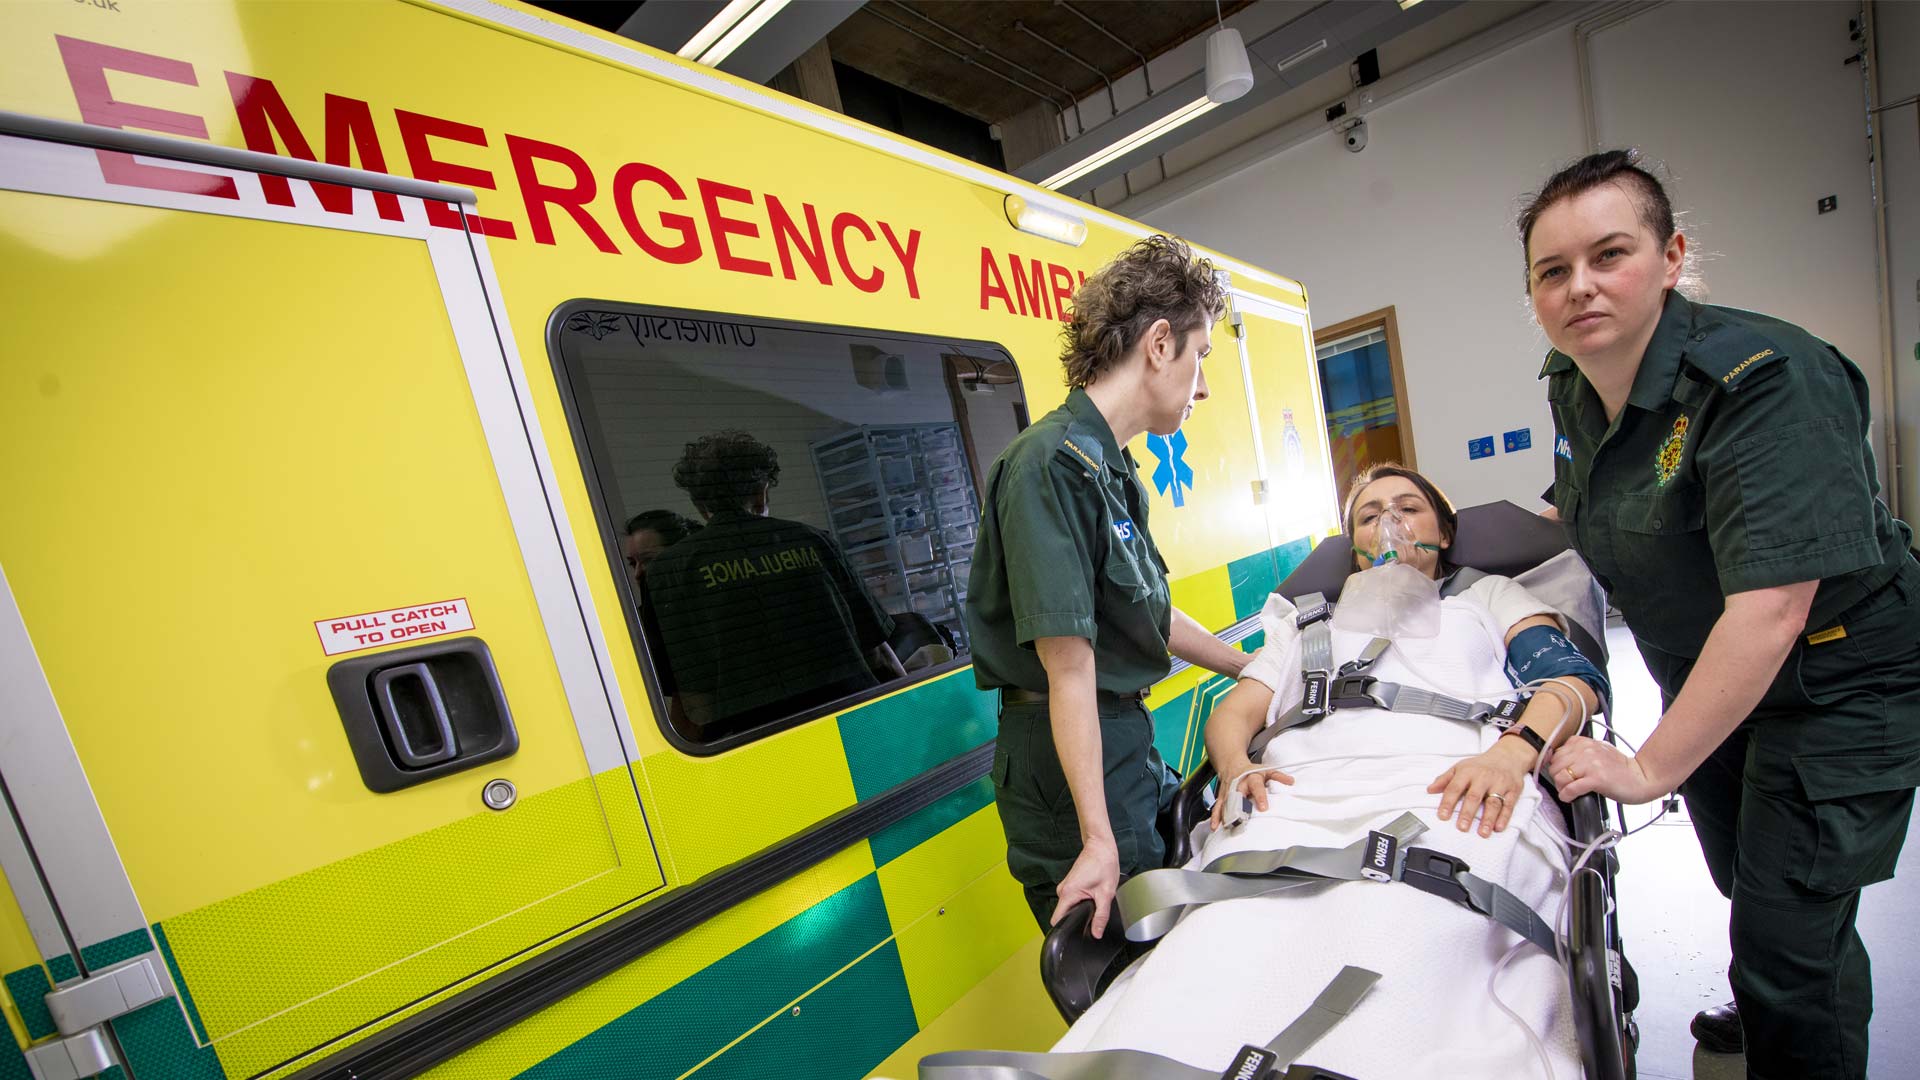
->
[1035,634,1119,936]
[1203,678,1291,829]
[1432,613,1598,835]
[1169,607,1247,678]
[1555,581,1814,804]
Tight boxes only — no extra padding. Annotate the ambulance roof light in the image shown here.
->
[676,0,792,68]
[1003,195,1088,247]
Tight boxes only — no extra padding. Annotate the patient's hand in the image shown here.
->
[1208,760,1295,829]
[1428,738,1533,837]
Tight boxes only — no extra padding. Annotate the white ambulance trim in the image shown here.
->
[0,563,151,971]
[0,727,84,975]
[439,0,1312,316]
[0,133,656,990]
[453,235,652,773]
[1224,290,1341,538]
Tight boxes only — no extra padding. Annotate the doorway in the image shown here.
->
[1313,306,1414,500]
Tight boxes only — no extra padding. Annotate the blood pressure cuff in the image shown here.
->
[1505,624,1611,715]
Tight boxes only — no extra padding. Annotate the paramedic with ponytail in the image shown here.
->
[966,235,1249,938]
[1525,149,1920,1077]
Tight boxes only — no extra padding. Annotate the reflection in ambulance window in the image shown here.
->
[551,304,1027,748]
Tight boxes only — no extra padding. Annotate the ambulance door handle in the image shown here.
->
[370,662,460,767]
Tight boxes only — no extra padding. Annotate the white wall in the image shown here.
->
[1141,2,1891,514]
[1880,0,1920,517]
[1587,0,1886,458]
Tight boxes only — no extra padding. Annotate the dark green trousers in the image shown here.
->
[990,697,1181,929]
[1651,564,1920,1080]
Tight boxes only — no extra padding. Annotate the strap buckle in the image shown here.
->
[1481,697,1528,730]
[1295,598,1332,627]
[1328,674,1387,711]
[1398,847,1476,909]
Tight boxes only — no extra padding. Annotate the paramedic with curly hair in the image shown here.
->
[966,235,1250,937]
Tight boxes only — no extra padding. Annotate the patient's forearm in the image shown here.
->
[1205,678,1275,775]
[1516,676,1598,750]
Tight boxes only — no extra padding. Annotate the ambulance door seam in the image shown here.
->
[449,225,669,885]
[0,565,152,971]
[0,770,84,976]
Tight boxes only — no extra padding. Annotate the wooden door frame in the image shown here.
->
[1312,305,1416,469]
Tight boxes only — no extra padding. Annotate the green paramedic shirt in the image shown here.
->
[967,387,1174,694]
[1543,290,1912,659]
[644,510,894,728]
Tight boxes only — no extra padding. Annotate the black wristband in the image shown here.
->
[1500,724,1547,758]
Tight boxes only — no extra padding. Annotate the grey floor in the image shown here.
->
[1602,623,1920,1080]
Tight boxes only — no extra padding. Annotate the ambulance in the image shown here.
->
[0,2,1338,1077]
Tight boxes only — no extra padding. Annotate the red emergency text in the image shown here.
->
[53,35,927,301]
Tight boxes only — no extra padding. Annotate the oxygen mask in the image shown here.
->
[1333,509,1443,639]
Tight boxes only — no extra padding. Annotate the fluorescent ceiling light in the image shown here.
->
[699,0,792,66]
[1040,96,1220,190]
[1004,194,1088,246]
[677,0,758,59]
[676,0,791,66]
[1398,0,1426,9]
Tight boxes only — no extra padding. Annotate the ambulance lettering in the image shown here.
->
[978,246,1088,323]
[47,35,925,299]
[697,545,824,588]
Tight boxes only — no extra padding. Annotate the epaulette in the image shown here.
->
[1054,424,1106,475]
[1538,349,1575,380]
[1684,318,1790,392]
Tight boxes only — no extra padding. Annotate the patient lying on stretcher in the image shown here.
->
[1051,465,1611,1079]
[1209,464,1603,840]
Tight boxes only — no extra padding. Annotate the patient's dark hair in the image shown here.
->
[1342,463,1458,560]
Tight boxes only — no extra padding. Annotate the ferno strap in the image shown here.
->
[916,966,1380,1080]
[1118,814,1429,942]
[1118,813,1561,958]
[1295,592,1334,719]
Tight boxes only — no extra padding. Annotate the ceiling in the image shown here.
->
[524,1,1538,201]
[825,2,1257,126]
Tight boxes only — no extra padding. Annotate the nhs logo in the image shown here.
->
[1554,435,1573,461]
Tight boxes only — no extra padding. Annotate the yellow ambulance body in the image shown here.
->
[0,3,1337,1077]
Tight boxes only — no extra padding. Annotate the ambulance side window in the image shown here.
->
[549,303,1027,753]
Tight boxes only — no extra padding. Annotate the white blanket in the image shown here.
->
[1053,589,1582,1079]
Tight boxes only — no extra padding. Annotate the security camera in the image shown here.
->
[1339,117,1368,153]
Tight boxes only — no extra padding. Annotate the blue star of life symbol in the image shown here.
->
[1146,430,1195,508]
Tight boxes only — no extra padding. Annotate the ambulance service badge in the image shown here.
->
[1655,415,1689,487]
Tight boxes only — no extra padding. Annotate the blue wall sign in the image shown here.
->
[1467,436,1495,461]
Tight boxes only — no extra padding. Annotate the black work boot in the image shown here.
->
[1690,1000,1743,1054]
